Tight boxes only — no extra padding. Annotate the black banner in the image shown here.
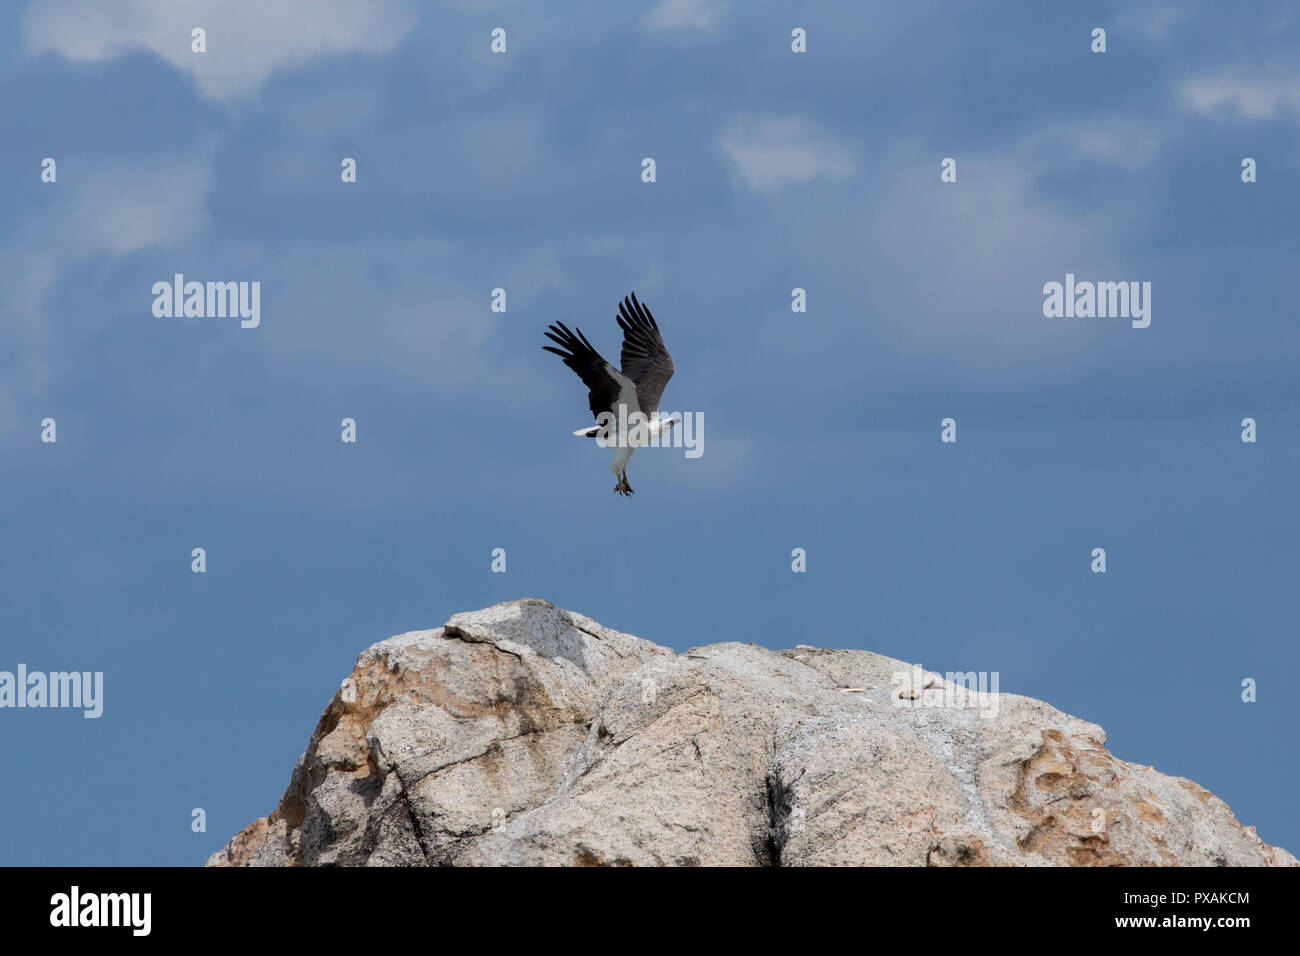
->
[3,865,1292,942]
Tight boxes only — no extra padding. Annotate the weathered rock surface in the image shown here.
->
[207,599,1295,867]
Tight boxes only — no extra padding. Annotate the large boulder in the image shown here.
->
[207,599,1295,867]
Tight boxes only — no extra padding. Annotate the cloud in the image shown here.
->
[22,0,416,101]
[53,158,213,256]
[770,137,1136,384]
[1115,2,1195,42]
[0,252,59,438]
[669,434,754,491]
[0,153,214,434]
[250,238,555,405]
[717,114,856,193]
[1179,73,1300,121]
[1020,115,1168,172]
[642,0,729,33]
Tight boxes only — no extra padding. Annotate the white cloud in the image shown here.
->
[1116,2,1194,42]
[1179,74,1300,121]
[669,434,754,491]
[642,0,729,33]
[762,135,1140,384]
[0,153,214,434]
[252,238,553,404]
[23,0,416,101]
[717,114,856,193]
[0,252,59,439]
[1021,116,1167,172]
[53,158,212,256]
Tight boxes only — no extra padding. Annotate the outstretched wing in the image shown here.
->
[616,292,674,415]
[543,321,637,421]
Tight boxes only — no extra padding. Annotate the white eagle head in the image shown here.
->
[652,413,682,439]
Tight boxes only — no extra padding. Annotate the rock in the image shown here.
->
[207,599,1295,867]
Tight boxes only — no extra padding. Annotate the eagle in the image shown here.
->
[543,292,679,496]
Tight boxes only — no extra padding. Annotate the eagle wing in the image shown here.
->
[543,321,637,422]
[616,292,674,416]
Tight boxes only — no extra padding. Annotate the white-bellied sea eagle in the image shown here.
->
[543,292,679,496]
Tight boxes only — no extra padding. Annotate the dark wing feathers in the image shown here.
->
[616,292,674,414]
[542,293,675,420]
[542,321,623,421]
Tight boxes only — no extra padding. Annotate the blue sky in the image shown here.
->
[1,0,1297,865]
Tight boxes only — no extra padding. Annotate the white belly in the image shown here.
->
[610,445,636,474]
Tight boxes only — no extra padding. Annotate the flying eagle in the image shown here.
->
[543,292,679,496]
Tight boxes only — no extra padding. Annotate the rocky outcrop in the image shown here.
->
[207,599,1295,867]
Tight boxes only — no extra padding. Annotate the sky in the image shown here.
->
[1,0,1297,866]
